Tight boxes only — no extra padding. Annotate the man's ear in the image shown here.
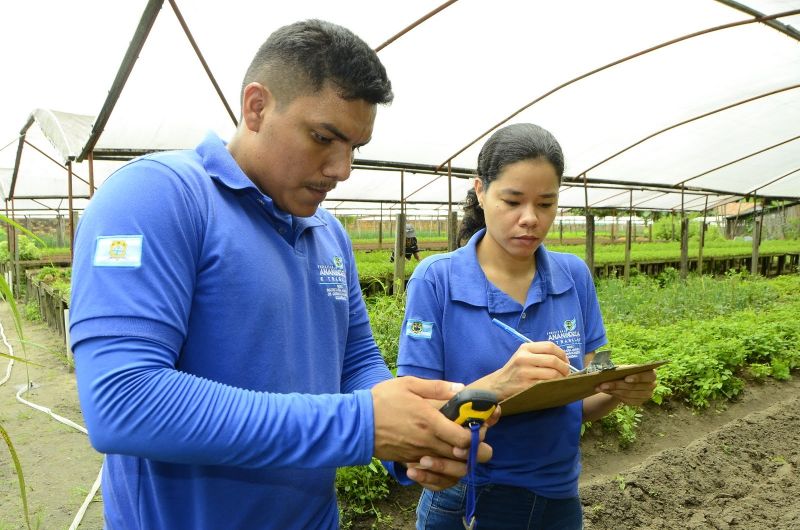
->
[241,82,274,133]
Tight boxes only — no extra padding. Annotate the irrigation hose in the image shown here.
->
[0,311,102,529]
[0,318,14,386]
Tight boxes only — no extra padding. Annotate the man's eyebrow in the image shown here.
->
[321,123,371,147]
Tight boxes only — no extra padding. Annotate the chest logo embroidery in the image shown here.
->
[317,257,347,301]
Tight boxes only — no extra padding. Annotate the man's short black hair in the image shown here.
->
[241,19,393,109]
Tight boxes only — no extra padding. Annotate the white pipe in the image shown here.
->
[0,311,101,528]
[69,464,103,530]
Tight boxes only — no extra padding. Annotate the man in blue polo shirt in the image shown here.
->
[70,19,493,530]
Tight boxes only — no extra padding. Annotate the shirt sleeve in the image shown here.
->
[74,336,375,468]
[396,269,447,380]
[70,160,376,469]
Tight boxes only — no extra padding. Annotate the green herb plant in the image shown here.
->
[336,458,392,529]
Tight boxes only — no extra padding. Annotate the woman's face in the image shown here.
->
[475,157,559,261]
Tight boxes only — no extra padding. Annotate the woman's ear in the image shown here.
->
[241,82,274,133]
[474,178,485,208]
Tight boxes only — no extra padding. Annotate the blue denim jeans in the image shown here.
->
[416,482,583,530]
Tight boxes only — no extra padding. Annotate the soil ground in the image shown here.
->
[1,301,798,530]
[0,302,103,530]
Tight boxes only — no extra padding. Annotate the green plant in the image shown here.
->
[336,458,392,528]
[655,266,679,287]
[604,273,800,410]
[770,358,791,380]
[747,363,771,381]
[0,424,34,529]
[33,266,72,298]
[365,293,406,370]
[600,406,642,448]
[24,301,41,322]
[16,235,43,261]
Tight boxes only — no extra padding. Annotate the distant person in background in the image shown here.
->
[398,123,657,529]
[390,224,422,262]
[69,19,495,530]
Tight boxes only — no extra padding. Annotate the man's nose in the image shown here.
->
[322,148,353,181]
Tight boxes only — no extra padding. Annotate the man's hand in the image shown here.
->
[371,377,495,489]
[403,405,500,490]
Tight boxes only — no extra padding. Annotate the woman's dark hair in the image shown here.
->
[457,123,564,246]
[241,19,393,109]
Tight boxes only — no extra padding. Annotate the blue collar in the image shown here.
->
[196,132,324,232]
[449,229,574,312]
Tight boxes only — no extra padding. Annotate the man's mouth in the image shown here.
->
[308,183,335,194]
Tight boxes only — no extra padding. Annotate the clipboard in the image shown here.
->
[499,360,669,416]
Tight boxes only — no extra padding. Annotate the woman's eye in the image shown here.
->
[503,200,519,207]
[540,203,554,209]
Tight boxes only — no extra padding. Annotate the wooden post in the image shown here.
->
[448,211,458,251]
[68,161,75,260]
[624,220,632,282]
[585,214,595,276]
[393,214,406,295]
[680,217,689,279]
[56,214,65,247]
[447,161,455,251]
[378,202,383,248]
[610,217,616,242]
[624,192,633,282]
[698,222,707,274]
[698,196,708,275]
[751,218,762,276]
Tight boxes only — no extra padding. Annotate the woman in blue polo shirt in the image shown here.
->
[397,123,657,529]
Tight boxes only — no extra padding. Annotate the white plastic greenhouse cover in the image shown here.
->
[3,0,799,214]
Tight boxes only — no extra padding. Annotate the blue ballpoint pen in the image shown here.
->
[491,318,580,373]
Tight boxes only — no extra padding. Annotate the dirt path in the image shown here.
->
[581,385,800,529]
[0,301,103,530]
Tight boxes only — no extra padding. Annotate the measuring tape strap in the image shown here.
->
[462,421,481,529]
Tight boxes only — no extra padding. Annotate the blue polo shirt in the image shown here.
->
[69,132,392,529]
[397,229,606,498]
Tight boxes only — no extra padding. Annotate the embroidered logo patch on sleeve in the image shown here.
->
[93,236,143,267]
[405,319,433,340]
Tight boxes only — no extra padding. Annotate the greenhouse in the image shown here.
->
[1,1,799,529]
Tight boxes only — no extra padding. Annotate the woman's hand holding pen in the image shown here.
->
[472,341,572,401]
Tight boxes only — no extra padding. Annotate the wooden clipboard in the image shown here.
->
[499,360,669,416]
